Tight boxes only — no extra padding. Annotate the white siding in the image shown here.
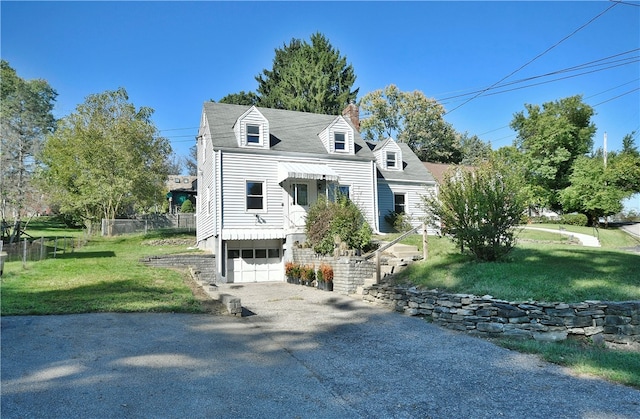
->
[233,107,270,149]
[219,152,377,237]
[318,116,355,155]
[378,180,435,233]
[197,114,216,245]
[374,139,402,171]
[220,153,284,232]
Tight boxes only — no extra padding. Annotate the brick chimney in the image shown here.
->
[342,101,360,131]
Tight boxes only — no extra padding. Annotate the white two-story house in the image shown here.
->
[196,102,436,283]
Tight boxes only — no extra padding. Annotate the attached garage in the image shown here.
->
[226,240,283,283]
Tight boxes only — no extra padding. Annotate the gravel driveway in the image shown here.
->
[2,283,639,418]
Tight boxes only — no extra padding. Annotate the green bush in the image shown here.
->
[560,213,588,226]
[180,199,194,213]
[384,211,412,232]
[423,160,527,262]
[305,195,372,255]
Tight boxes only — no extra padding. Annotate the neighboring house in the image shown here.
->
[196,102,435,283]
[367,139,437,233]
[165,175,197,213]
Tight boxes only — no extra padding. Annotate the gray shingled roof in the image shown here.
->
[365,140,435,184]
[202,102,374,159]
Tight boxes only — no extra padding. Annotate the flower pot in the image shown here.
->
[317,281,325,291]
[325,281,333,292]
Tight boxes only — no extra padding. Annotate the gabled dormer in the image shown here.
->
[374,138,403,171]
[233,106,269,149]
[319,116,355,155]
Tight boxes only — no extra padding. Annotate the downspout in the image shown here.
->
[372,160,380,234]
[216,149,224,280]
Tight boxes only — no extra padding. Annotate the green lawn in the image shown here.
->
[382,225,640,389]
[386,225,640,302]
[1,229,203,315]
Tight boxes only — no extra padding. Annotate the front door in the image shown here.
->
[290,182,309,228]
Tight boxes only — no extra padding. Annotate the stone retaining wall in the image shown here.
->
[141,254,216,284]
[292,248,376,295]
[363,284,640,344]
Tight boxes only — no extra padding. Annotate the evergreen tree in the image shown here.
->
[255,32,358,114]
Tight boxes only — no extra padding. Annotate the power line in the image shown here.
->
[593,87,640,106]
[448,59,638,104]
[438,49,638,102]
[444,1,620,115]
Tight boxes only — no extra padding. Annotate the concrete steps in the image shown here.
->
[386,243,422,260]
[356,243,422,295]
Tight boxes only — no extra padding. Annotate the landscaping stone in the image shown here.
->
[361,283,640,345]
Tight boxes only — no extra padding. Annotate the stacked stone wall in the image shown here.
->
[141,254,216,284]
[292,248,375,295]
[363,284,640,344]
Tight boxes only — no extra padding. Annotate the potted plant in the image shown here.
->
[316,267,325,290]
[318,263,333,291]
[301,264,316,286]
[285,261,301,284]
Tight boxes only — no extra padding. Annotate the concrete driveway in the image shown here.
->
[2,283,639,418]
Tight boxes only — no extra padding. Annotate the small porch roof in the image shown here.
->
[277,162,340,183]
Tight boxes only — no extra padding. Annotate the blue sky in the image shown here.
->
[2,1,639,208]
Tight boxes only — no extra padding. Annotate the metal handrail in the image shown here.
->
[363,225,421,260]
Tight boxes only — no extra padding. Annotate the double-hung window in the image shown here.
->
[334,132,346,151]
[386,151,397,169]
[394,193,406,214]
[246,124,260,144]
[246,181,264,210]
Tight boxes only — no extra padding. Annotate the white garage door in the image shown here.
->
[226,240,283,283]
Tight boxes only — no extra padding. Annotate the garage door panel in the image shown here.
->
[226,241,283,283]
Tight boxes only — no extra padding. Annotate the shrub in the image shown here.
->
[318,263,333,282]
[560,213,588,226]
[301,265,316,282]
[384,211,412,232]
[423,160,527,262]
[285,261,301,278]
[180,199,195,213]
[305,195,372,255]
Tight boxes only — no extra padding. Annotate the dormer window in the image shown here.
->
[234,106,269,149]
[386,151,397,169]
[334,132,346,151]
[247,124,260,144]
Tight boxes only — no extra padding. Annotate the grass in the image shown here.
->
[1,229,204,315]
[495,338,640,389]
[3,221,640,388]
[387,226,640,303]
[378,225,640,389]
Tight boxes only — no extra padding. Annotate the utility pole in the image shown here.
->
[603,131,608,169]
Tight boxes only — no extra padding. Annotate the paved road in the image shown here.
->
[2,283,640,418]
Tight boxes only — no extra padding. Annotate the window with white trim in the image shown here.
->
[334,132,346,151]
[246,124,260,144]
[394,193,406,214]
[329,184,350,201]
[246,181,265,210]
[386,151,397,169]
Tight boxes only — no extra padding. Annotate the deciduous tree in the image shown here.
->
[0,60,57,241]
[39,88,171,234]
[359,84,464,163]
[510,95,596,211]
